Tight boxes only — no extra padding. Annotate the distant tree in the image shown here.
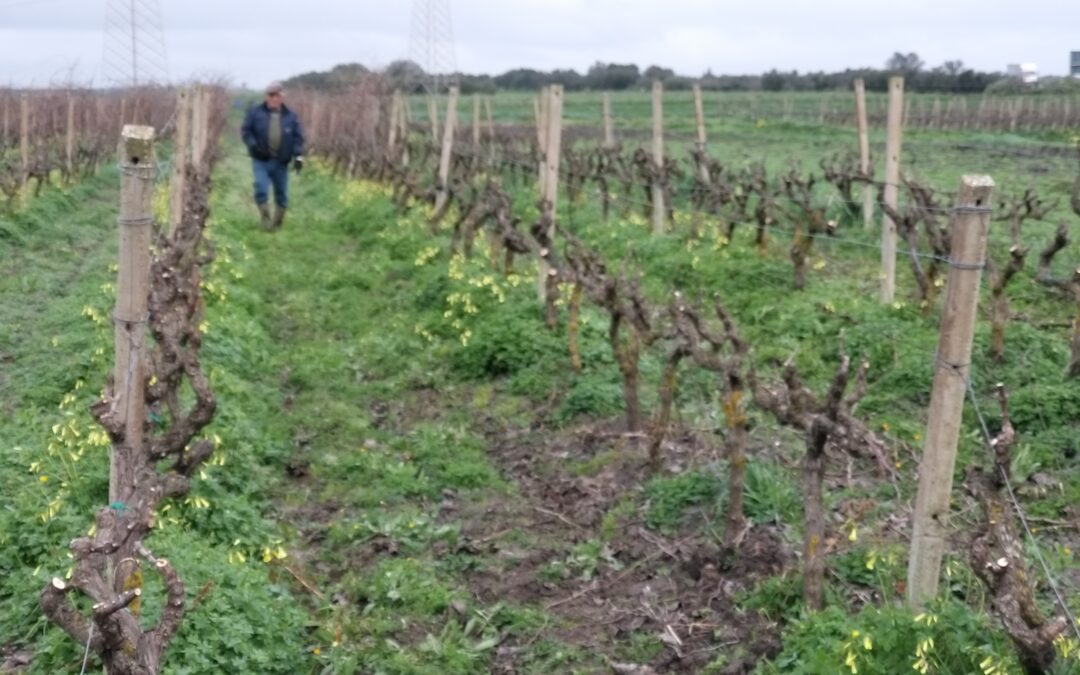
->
[283,54,1007,95]
[943,60,964,76]
[642,65,676,86]
[384,59,426,93]
[585,62,640,90]
[886,52,924,76]
[458,73,497,94]
[493,68,548,90]
[550,68,586,91]
[762,69,786,92]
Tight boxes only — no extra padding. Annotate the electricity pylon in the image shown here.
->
[408,0,458,94]
[102,0,170,87]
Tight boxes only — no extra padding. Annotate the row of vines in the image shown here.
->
[293,83,1080,672]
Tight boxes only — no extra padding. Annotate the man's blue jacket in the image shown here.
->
[241,102,304,163]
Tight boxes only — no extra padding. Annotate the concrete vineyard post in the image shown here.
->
[537,85,563,301]
[907,175,994,608]
[602,92,614,148]
[880,76,904,304]
[651,80,665,234]
[434,86,459,214]
[693,84,710,183]
[168,88,191,238]
[111,125,157,504]
[853,78,873,229]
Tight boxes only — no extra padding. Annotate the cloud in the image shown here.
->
[2,0,1078,86]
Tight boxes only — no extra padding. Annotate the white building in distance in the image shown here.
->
[1006,63,1039,84]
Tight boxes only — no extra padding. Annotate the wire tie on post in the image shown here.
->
[111,311,150,326]
[117,216,155,227]
[945,258,985,271]
[951,205,994,215]
[118,164,157,181]
[934,351,969,376]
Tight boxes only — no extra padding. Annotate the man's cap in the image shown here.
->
[265,81,284,94]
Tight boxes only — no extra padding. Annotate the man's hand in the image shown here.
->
[293,156,304,174]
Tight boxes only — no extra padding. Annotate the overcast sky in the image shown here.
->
[2,0,1078,87]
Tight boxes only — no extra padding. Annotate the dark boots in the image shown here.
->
[258,202,272,230]
[254,200,285,230]
[257,203,286,231]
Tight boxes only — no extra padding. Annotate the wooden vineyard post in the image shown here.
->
[537,85,564,301]
[470,95,481,170]
[434,86,459,214]
[907,175,994,607]
[651,80,665,234]
[20,93,29,202]
[484,96,495,161]
[693,84,710,183]
[399,95,411,166]
[111,125,157,504]
[65,92,75,184]
[854,78,873,229]
[190,85,206,170]
[602,92,614,147]
[427,96,439,144]
[536,85,549,183]
[308,96,321,148]
[472,95,481,148]
[168,87,191,238]
[533,93,542,141]
[880,76,904,304]
[387,90,401,159]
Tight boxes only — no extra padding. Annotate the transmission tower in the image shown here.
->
[102,0,170,87]
[408,0,457,94]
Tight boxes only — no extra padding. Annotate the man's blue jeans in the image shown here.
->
[252,158,289,208]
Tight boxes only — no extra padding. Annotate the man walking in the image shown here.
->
[241,82,304,230]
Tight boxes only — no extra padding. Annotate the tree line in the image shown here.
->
[283,52,1055,95]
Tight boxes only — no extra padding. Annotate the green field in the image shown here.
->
[2,91,1080,673]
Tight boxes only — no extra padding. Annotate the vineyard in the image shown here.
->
[2,79,1080,674]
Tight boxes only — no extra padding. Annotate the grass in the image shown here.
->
[3,96,1080,673]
